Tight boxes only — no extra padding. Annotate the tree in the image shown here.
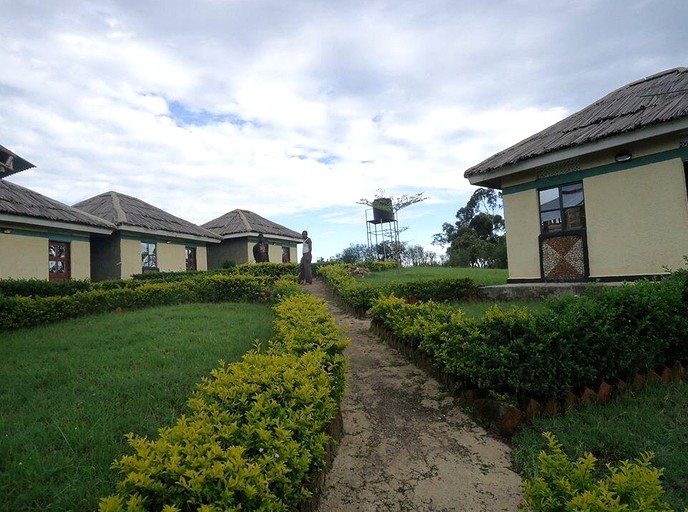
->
[433,188,507,268]
[336,243,375,263]
[356,189,427,214]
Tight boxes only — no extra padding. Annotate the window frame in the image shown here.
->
[49,240,71,281]
[185,246,197,271]
[538,181,586,234]
[141,241,158,271]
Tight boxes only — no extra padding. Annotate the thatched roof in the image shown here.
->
[74,191,220,241]
[465,67,688,181]
[0,179,114,232]
[202,209,302,241]
[0,144,35,179]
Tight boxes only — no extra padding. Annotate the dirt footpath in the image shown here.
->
[306,279,523,512]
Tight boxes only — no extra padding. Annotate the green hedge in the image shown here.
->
[317,263,478,315]
[99,294,348,512]
[131,263,299,282]
[0,274,276,331]
[0,278,92,298]
[370,270,688,402]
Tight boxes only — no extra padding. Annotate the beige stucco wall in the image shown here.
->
[196,246,208,271]
[503,190,542,280]
[0,234,92,280]
[585,158,688,278]
[0,233,47,280]
[70,240,91,280]
[157,243,186,272]
[120,238,143,279]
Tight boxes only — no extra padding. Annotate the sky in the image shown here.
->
[2,0,687,260]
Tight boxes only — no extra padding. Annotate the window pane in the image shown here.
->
[539,188,559,210]
[541,211,562,232]
[141,242,157,268]
[561,183,584,208]
[564,206,586,230]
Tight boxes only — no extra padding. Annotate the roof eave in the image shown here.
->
[117,224,221,243]
[219,231,303,243]
[0,214,114,235]
[468,117,688,188]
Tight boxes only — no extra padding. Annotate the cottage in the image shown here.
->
[74,191,220,280]
[465,67,688,282]
[202,209,302,268]
[0,146,115,281]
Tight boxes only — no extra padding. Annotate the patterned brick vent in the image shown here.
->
[541,234,585,280]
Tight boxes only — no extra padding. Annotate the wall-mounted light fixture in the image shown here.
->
[614,151,632,162]
[2,228,12,234]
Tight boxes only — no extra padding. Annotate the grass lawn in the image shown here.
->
[359,266,508,286]
[512,382,688,510]
[0,302,274,512]
[452,299,548,318]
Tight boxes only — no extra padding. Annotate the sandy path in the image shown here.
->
[306,279,523,512]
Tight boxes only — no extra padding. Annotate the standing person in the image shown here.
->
[252,233,270,262]
[299,230,312,284]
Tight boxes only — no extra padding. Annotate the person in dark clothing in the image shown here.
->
[299,230,312,284]
[252,233,270,262]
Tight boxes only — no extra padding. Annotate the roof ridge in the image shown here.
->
[237,209,252,231]
[109,191,128,224]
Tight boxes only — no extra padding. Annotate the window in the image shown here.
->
[141,242,157,271]
[49,241,71,281]
[539,182,586,233]
[185,246,197,271]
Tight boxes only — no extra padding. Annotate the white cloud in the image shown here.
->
[2,0,687,258]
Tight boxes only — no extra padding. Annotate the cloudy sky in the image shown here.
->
[2,0,686,259]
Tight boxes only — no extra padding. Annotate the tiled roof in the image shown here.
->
[0,179,115,230]
[202,209,302,240]
[74,191,220,240]
[465,67,688,178]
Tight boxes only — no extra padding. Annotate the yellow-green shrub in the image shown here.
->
[99,294,348,512]
[522,433,676,511]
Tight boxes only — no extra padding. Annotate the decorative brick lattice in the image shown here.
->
[541,235,585,279]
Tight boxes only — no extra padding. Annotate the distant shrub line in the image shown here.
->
[317,263,478,315]
[0,264,301,331]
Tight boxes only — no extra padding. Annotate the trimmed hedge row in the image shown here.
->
[99,293,349,512]
[0,274,274,331]
[0,263,299,299]
[0,278,92,298]
[131,263,299,282]
[370,270,688,402]
[317,263,478,315]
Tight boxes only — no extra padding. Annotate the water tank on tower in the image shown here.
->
[372,198,394,223]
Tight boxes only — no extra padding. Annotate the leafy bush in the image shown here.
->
[521,432,675,511]
[0,274,278,331]
[319,264,478,315]
[0,278,91,298]
[369,272,688,401]
[99,294,348,512]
